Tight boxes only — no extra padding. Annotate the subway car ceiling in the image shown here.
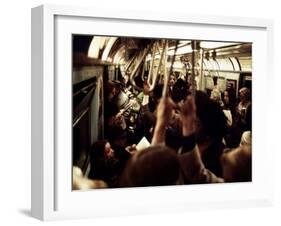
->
[72,35,252,93]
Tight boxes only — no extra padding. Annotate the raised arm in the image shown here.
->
[179,96,223,183]
[151,97,176,145]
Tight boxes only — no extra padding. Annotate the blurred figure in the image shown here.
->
[121,96,181,187]
[223,88,236,115]
[210,88,224,107]
[171,78,188,103]
[73,166,108,190]
[120,94,251,186]
[168,73,176,93]
[195,91,227,177]
[231,87,251,147]
[178,95,224,184]
[236,87,251,129]
[240,131,251,146]
[120,145,180,187]
[221,145,252,182]
[104,80,128,148]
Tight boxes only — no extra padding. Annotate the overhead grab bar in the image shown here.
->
[203,60,212,77]
[161,40,169,97]
[162,40,179,97]
[146,42,157,83]
[199,48,204,91]
[168,41,179,82]
[148,41,166,92]
[129,43,153,91]
[214,59,220,77]
[124,54,137,75]
[191,40,197,97]
[140,56,146,81]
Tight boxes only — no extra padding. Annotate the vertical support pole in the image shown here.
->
[191,40,196,97]
[162,40,169,97]
[199,47,204,91]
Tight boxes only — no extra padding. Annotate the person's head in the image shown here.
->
[220,145,252,182]
[210,88,222,104]
[106,80,117,100]
[120,145,180,187]
[152,84,164,104]
[223,88,236,109]
[195,91,227,143]
[90,140,115,162]
[107,80,123,100]
[168,73,176,87]
[171,78,188,103]
[239,87,251,103]
[223,90,230,105]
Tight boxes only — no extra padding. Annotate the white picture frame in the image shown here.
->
[31,4,274,221]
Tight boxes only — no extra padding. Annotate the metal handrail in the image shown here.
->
[191,40,197,97]
[146,42,156,83]
[161,40,169,97]
[129,43,153,91]
[213,59,221,77]
[162,40,179,97]
[124,54,137,75]
[148,41,166,92]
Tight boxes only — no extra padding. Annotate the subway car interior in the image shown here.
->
[72,35,252,189]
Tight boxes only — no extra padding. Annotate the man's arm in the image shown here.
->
[179,96,223,183]
[151,97,176,145]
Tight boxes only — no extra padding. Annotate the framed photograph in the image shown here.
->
[31,4,274,221]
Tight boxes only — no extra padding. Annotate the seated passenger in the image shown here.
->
[104,102,127,148]
[88,140,123,187]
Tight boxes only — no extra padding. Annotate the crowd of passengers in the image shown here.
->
[73,73,252,189]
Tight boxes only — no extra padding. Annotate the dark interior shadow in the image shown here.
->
[18,209,32,217]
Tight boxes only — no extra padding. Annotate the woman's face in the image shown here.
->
[169,75,176,86]
[224,91,229,104]
[239,89,249,103]
[104,142,115,158]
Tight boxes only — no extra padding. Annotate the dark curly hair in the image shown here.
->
[195,91,227,142]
